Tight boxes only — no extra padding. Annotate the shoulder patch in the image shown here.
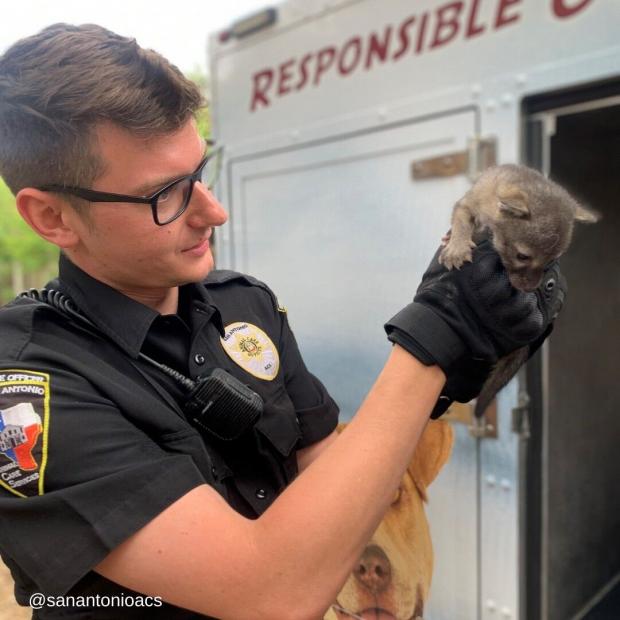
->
[220,322,280,381]
[0,370,50,498]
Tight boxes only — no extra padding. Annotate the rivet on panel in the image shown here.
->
[486,599,497,612]
[501,478,511,491]
[501,606,512,618]
[485,475,497,487]
[486,99,497,112]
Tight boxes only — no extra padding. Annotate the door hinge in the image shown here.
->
[411,136,497,182]
[511,391,531,439]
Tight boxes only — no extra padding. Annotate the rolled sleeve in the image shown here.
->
[278,314,339,448]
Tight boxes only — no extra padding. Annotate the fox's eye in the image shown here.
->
[516,252,531,261]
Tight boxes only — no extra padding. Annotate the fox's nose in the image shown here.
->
[510,275,542,292]
[354,545,392,594]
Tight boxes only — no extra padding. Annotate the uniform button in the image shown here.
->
[255,489,267,500]
[194,354,206,365]
[211,466,217,476]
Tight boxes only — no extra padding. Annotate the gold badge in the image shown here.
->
[220,322,279,381]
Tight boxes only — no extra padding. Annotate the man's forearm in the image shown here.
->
[252,345,445,616]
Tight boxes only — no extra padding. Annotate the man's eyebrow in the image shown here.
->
[131,141,209,196]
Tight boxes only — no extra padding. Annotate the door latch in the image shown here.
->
[443,400,498,439]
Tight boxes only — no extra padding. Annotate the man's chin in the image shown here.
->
[176,257,215,285]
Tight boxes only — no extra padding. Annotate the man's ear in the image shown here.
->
[408,419,454,502]
[15,189,81,249]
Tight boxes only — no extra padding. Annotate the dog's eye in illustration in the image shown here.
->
[516,252,531,261]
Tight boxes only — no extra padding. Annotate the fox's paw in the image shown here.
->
[439,238,476,269]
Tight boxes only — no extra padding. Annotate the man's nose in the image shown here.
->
[187,181,228,227]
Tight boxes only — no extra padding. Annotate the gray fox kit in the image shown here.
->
[440,164,598,417]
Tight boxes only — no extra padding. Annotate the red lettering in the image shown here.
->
[295,53,313,91]
[495,0,522,28]
[416,12,429,53]
[313,46,336,86]
[338,37,362,75]
[365,26,393,69]
[431,2,464,49]
[466,0,486,38]
[250,69,273,112]
[392,16,416,61]
[552,0,594,18]
[277,59,295,96]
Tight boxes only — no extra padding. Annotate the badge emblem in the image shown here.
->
[0,370,50,497]
[220,322,279,381]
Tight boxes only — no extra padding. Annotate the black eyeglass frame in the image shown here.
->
[37,145,221,226]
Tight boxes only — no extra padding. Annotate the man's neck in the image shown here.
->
[61,250,180,315]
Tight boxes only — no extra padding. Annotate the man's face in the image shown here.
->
[64,120,228,294]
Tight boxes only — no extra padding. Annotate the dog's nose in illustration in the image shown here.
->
[354,545,392,593]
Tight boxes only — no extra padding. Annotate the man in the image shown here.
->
[0,24,563,619]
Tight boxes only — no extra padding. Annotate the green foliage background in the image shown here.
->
[0,179,58,302]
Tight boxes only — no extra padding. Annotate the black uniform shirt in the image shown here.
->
[0,254,339,618]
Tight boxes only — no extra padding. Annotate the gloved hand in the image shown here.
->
[385,239,566,416]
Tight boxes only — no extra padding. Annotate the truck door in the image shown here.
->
[222,106,505,620]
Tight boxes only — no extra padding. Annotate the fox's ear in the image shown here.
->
[497,185,530,218]
[499,200,530,218]
[574,204,600,224]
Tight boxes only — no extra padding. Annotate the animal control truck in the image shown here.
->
[208,2,620,618]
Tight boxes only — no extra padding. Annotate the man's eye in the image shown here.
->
[159,188,171,202]
[516,253,531,261]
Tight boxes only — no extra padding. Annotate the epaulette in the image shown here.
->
[204,270,286,313]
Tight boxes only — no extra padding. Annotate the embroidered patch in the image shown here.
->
[0,370,50,497]
[220,322,280,381]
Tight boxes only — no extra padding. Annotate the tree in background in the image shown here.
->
[0,71,212,304]
[0,178,57,303]
[187,67,211,139]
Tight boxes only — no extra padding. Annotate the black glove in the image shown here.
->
[385,239,566,415]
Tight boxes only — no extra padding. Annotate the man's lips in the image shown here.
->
[183,234,211,254]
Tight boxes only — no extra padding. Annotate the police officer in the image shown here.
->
[0,24,564,619]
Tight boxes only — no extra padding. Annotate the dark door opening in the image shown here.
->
[524,84,620,620]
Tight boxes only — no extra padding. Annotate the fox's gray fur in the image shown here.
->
[439,164,599,418]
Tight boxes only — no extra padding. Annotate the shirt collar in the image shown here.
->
[57,253,224,358]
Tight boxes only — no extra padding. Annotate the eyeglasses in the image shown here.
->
[37,144,223,226]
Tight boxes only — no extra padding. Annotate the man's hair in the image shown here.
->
[0,23,203,195]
